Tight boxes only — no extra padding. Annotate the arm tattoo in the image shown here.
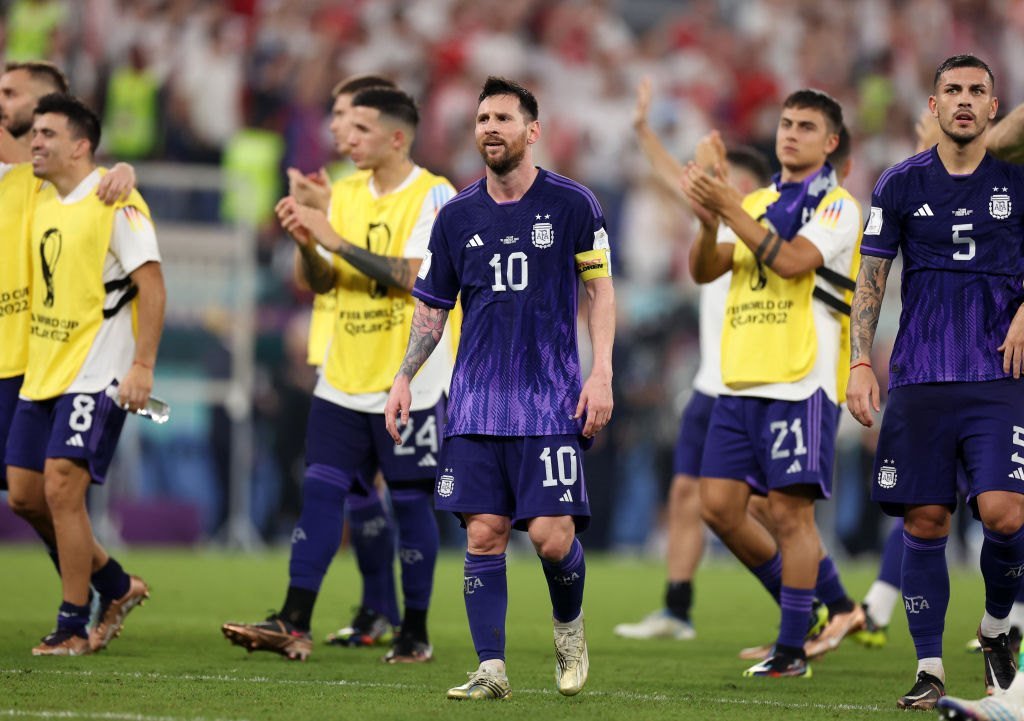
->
[336,243,417,292]
[754,230,775,260]
[761,234,784,269]
[299,245,335,294]
[849,256,893,362]
[397,301,449,379]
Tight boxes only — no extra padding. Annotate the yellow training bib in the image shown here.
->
[21,183,151,400]
[0,163,40,378]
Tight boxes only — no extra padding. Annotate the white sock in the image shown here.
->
[1009,601,1024,631]
[981,612,1011,639]
[479,659,506,676]
[917,657,945,683]
[1006,670,1024,698]
[863,581,899,627]
[554,610,584,630]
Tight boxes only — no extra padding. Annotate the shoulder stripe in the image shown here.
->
[859,243,898,258]
[874,152,933,195]
[445,180,483,208]
[544,174,601,218]
[412,287,457,309]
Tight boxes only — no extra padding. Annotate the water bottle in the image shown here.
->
[104,385,171,424]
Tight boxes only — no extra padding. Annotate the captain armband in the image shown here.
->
[574,249,612,281]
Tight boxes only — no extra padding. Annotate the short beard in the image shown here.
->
[480,143,525,176]
[5,117,32,138]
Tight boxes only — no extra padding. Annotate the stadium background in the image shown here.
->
[1,0,1020,556]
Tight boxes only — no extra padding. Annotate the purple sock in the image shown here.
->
[540,537,586,622]
[346,491,399,626]
[288,464,351,592]
[749,552,782,604]
[464,552,507,663]
[777,586,814,653]
[980,525,1024,621]
[816,555,852,614]
[391,487,439,613]
[902,531,949,660]
[878,520,904,588]
[56,600,90,636]
[91,557,130,600]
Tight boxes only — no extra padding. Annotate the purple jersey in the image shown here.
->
[413,168,608,437]
[862,147,1024,389]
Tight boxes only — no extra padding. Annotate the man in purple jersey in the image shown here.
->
[384,76,614,700]
[848,54,1024,712]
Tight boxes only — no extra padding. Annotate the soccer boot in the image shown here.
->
[896,671,945,710]
[554,611,589,696]
[804,602,866,659]
[325,606,393,647]
[979,628,1018,695]
[382,628,433,664]
[447,667,512,700]
[613,609,696,640]
[742,651,812,678]
[738,603,827,660]
[851,603,888,649]
[938,693,1024,720]
[89,574,150,652]
[32,628,91,656]
[221,613,312,660]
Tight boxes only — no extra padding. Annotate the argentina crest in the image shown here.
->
[532,216,554,248]
[437,468,455,498]
[989,188,1011,219]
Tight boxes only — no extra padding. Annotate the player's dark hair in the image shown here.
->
[827,124,851,171]
[33,93,101,153]
[933,54,995,90]
[726,145,772,186]
[478,76,539,122]
[351,86,419,128]
[783,89,844,135]
[4,60,69,94]
[331,74,395,99]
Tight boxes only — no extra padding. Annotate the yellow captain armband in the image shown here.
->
[575,249,612,281]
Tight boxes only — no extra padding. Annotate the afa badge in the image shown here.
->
[990,190,1011,220]
[438,470,455,498]
[532,221,554,249]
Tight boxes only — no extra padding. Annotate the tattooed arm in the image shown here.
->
[332,242,422,293]
[384,300,450,443]
[847,255,893,427]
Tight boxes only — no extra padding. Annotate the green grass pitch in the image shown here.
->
[0,545,992,720]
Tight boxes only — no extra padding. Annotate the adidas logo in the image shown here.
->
[559,489,573,503]
[418,452,437,467]
[1009,467,1024,481]
[913,204,934,217]
[465,234,484,248]
[65,433,84,447]
[785,459,802,474]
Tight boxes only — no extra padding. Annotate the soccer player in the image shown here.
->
[614,78,771,641]
[684,89,860,678]
[288,74,404,650]
[1,63,147,655]
[384,76,614,701]
[848,54,1024,711]
[222,86,455,663]
[6,93,164,656]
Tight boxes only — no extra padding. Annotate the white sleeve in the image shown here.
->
[403,182,456,259]
[798,197,861,266]
[109,206,161,273]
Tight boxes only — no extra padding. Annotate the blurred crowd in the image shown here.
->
[2,0,1017,551]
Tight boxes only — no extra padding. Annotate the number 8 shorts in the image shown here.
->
[435,434,591,531]
[5,391,128,484]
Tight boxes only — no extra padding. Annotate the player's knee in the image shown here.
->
[981,510,1024,537]
[43,460,88,512]
[700,497,741,535]
[669,475,699,510]
[466,518,510,555]
[903,507,950,539]
[6,486,44,520]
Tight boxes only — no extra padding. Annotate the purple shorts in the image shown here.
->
[0,375,22,487]
[700,389,837,499]
[5,390,127,484]
[435,434,591,531]
[306,396,443,491]
[672,390,717,477]
[872,379,1024,517]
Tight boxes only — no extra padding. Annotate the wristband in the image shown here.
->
[849,361,872,371]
